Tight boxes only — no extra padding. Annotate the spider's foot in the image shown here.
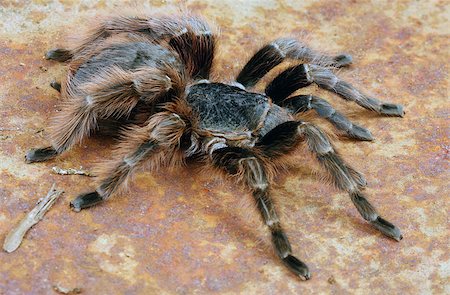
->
[45,48,72,62]
[347,124,374,141]
[25,147,57,163]
[333,54,353,67]
[379,103,405,117]
[370,216,403,241]
[70,191,103,212]
[50,80,61,92]
[282,255,311,280]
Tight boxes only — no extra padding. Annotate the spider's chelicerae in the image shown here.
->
[26,13,404,280]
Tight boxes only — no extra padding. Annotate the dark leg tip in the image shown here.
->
[50,81,61,92]
[25,147,57,163]
[348,124,374,141]
[45,48,72,62]
[333,54,353,67]
[70,191,104,212]
[282,255,311,280]
[380,103,405,117]
[370,216,403,242]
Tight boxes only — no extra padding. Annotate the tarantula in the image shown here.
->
[25,14,404,280]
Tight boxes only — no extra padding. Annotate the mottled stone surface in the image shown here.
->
[0,1,448,294]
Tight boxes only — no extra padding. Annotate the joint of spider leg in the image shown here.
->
[195,30,212,37]
[304,94,313,110]
[310,65,338,88]
[84,95,94,107]
[95,186,106,199]
[302,64,312,83]
[195,79,210,85]
[298,123,334,155]
[206,138,227,155]
[164,75,172,91]
[228,81,245,90]
[173,27,188,38]
[269,42,286,58]
[184,133,201,157]
[122,156,136,168]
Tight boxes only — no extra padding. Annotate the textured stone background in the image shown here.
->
[0,0,448,294]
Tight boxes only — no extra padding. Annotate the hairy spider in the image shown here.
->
[25,13,404,280]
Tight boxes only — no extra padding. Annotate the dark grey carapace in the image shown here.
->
[25,14,404,280]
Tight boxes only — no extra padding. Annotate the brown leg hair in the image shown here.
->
[46,15,216,79]
[70,111,187,211]
[256,121,402,241]
[25,65,183,163]
[211,146,311,280]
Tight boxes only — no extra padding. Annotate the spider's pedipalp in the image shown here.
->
[236,38,351,88]
[211,146,311,279]
[256,120,402,241]
[283,94,373,141]
[309,65,405,116]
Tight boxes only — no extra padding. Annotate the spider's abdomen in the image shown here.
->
[186,83,271,134]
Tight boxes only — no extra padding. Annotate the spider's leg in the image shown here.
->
[282,94,373,141]
[25,146,58,163]
[309,65,404,116]
[168,26,215,80]
[71,112,187,211]
[265,64,372,140]
[50,81,61,92]
[256,121,402,241]
[236,38,351,88]
[265,63,404,117]
[25,66,180,163]
[62,15,215,77]
[45,48,72,62]
[211,147,310,280]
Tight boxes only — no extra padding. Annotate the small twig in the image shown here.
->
[0,127,21,131]
[3,184,64,253]
[52,166,93,177]
[53,285,82,294]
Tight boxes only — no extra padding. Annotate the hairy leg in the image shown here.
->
[283,94,373,141]
[211,146,310,280]
[25,64,181,163]
[236,38,352,88]
[71,112,187,211]
[264,63,404,117]
[256,121,402,241]
[309,65,404,116]
[50,81,61,92]
[46,48,72,62]
[47,15,215,79]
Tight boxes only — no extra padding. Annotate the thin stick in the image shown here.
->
[3,184,64,253]
[52,166,93,177]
